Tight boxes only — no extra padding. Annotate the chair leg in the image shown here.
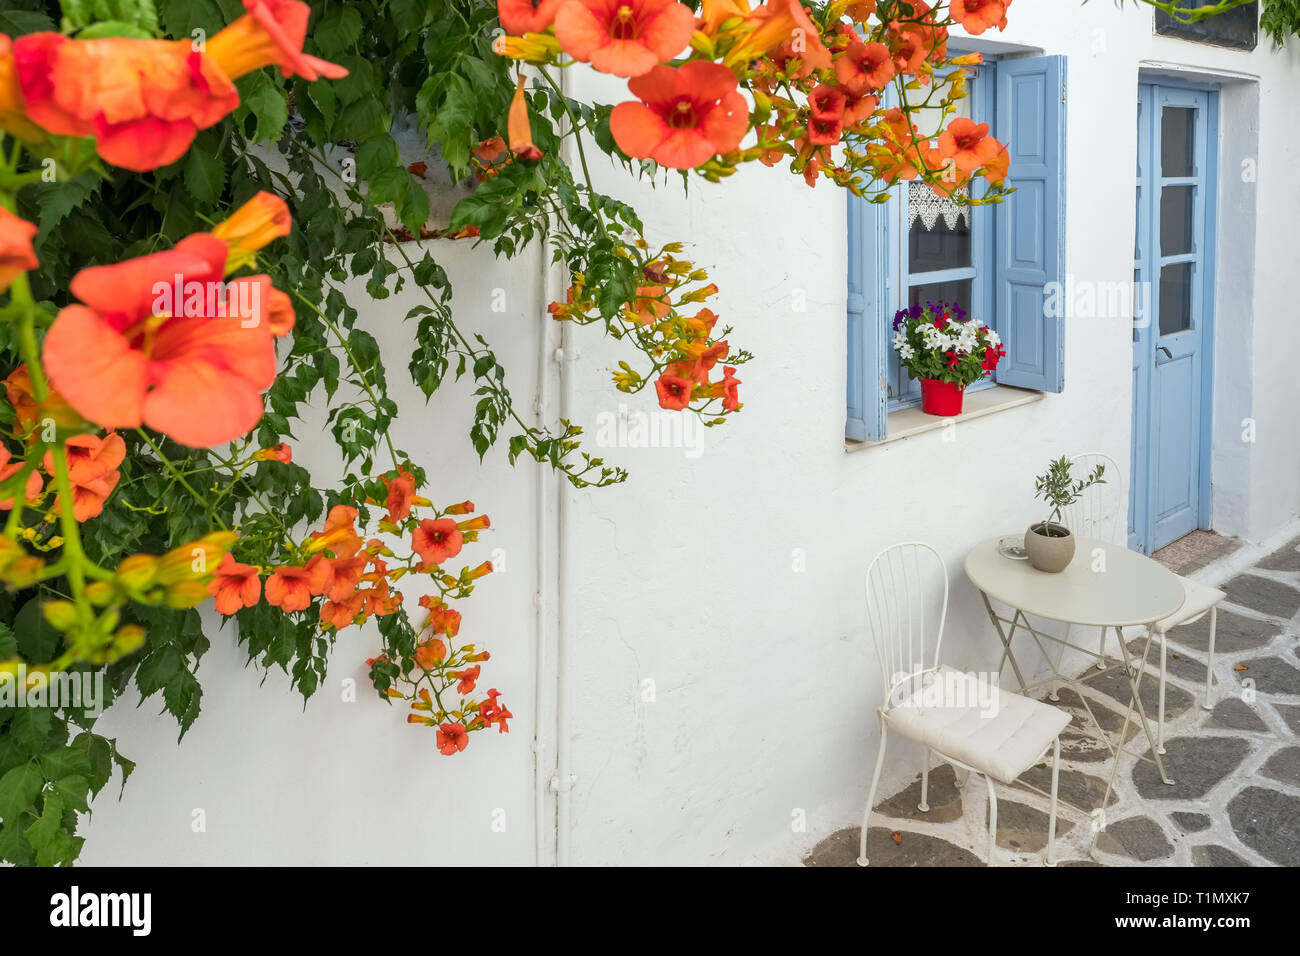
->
[1097,625,1107,669]
[857,722,889,867]
[1157,631,1167,755]
[1202,605,1218,711]
[919,748,931,812]
[985,774,998,866]
[1045,737,1061,867]
[955,767,971,789]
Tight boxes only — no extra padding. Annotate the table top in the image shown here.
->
[964,534,1186,627]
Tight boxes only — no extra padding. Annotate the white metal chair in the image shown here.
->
[1064,453,1225,750]
[856,542,1069,867]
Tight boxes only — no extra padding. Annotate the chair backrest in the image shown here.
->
[862,542,949,704]
[1061,451,1124,545]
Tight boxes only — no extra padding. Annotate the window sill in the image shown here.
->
[845,385,1045,452]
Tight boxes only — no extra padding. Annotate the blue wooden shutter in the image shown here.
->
[846,196,887,440]
[994,55,1067,392]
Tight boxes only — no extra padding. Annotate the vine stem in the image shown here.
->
[134,429,228,530]
[289,288,402,470]
[7,273,97,624]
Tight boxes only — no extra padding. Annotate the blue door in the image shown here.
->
[1131,83,1218,554]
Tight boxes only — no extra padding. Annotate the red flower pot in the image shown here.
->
[919,378,964,416]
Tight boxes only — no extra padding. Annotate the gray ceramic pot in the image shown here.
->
[1024,522,1075,573]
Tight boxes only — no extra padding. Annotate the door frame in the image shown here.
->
[1131,77,1220,554]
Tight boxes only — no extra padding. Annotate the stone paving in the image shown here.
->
[805,536,1300,867]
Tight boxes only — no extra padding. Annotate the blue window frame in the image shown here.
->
[847,54,1068,442]
[886,62,998,410]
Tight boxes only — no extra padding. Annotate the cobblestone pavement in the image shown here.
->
[805,537,1300,867]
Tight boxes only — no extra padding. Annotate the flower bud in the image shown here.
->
[111,625,147,657]
[41,600,78,631]
[114,554,159,593]
[164,579,210,609]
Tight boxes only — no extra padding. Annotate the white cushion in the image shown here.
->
[882,666,1071,784]
[1153,576,1225,634]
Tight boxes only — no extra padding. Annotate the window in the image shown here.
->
[1154,1,1258,50]
[887,65,996,409]
[847,55,1067,442]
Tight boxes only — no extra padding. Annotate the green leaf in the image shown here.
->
[73,732,113,794]
[25,792,82,867]
[0,762,42,824]
[312,5,362,56]
[135,643,181,696]
[76,19,154,38]
[157,0,230,37]
[356,135,399,181]
[9,707,53,756]
[38,746,91,782]
[63,0,160,33]
[32,174,100,242]
[0,619,15,660]
[163,668,201,737]
[239,73,289,142]
[394,174,430,234]
[0,10,56,35]
[388,0,428,31]
[184,143,226,204]
[51,775,91,814]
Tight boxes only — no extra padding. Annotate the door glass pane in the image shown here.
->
[1161,106,1195,177]
[1134,269,1147,331]
[1134,185,1141,259]
[1159,262,1194,335]
[1160,185,1194,256]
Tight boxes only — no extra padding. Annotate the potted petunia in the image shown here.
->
[1025,456,1107,572]
[891,302,1006,416]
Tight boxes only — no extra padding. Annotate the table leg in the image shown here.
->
[1117,625,1174,786]
[981,592,1028,693]
[1157,631,1167,755]
[1091,627,1137,860]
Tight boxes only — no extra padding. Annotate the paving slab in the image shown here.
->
[804,826,982,867]
[1088,664,1196,721]
[1192,845,1249,867]
[1260,747,1300,787]
[1170,811,1211,833]
[1095,815,1174,862]
[1275,703,1300,736]
[875,763,964,824]
[986,799,1075,852]
[1133,735,1252,800]
[1128,638,1214,685]
[1227,787,1300,867]
[1255,538,1300,573]
[1223,574,1300,619]
[1164,608,1280,654]
[1204,697,1270,734]
[1233,655,1300,696]
[1015,764,1120,810]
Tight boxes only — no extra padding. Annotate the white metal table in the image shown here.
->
[964,535,1186,825]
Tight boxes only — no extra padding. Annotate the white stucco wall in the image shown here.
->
[78,2,1300,865]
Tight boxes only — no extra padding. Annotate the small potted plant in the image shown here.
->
[1025,456,1107,572]
[891,301,1006,416]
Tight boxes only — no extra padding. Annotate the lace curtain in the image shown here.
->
[907,180,971,233]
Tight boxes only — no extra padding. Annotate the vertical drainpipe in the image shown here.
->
[534,65,577,867]
[533,231,554,867]
[552,63,578,867]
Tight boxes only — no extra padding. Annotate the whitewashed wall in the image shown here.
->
[79,3,1300,865]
